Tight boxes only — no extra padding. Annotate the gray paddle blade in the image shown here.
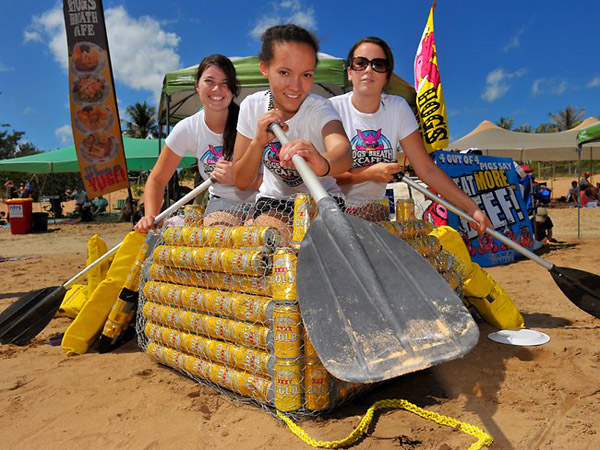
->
[297,197,479,383]
[550,266,600,319]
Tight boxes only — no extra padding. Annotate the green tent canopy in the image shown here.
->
[159,54,417,125]
[0,135,195,174]
[577,121,600,146]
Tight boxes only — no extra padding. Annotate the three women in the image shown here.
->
[137,26,489,236]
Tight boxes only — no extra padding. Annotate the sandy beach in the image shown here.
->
[1,204,599,449]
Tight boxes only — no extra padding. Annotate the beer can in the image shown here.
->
[274,359,302,412]
[304,360,330,411]
[303,328,318,360]
[228,226,281,251]
[270,248,297,301]
[201,226,231,247]
[185,353,211,379]
[380,221,399,237]
[291,193,316,249]
[273,303,302,359]
[219,248,270,276]
[230,293,273,324]
[183,205,205,226]
[395,199,415,222]
[243,375,274,404]
[163,226,195,247]
[434,251,453,272]
[443,270,461,292]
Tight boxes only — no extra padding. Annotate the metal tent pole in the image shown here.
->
[577,145,582,239]
[164,94,171,210]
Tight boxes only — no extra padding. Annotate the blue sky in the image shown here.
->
[1,0,598,152]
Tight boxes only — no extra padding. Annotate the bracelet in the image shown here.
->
[321,157,331,177]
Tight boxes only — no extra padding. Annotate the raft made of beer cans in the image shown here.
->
[138,196,466,413]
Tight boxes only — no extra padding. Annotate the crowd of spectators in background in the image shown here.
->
[565,172,599,207]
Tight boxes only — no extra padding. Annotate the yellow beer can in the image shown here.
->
[183,205,205,226]
[228,226,281,251]
[219,248,270,276]
[273,303,302,359]
[291,193,316,249]
[201,226,231,247]
[396,198,415,221]
[270,248,297,301]
[274,359,302,412]
[304,360,331,411]
[303,328,318,360]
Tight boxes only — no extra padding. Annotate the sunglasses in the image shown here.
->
[350,57,389,73]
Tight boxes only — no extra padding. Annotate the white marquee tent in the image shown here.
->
[449,117,600,161]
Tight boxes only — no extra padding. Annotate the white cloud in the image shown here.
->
[25,6,181,95]
[250,0,317,40]
[588,77,600,88]
[55,124,73,144]
[481,68,527,102]
[531,78,568,96]
[502,26,526,52]
[0,61,14,72]
[23,107,36,115]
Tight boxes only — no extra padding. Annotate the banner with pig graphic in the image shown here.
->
[434,151,534,267]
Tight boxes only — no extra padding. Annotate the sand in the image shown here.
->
[1,207,599,449]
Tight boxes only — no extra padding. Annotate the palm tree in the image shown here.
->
[496,117,514,130]
[535,123,560,133]
[122,101,158,138]
[548,105,586,131]
[514,124,533,133]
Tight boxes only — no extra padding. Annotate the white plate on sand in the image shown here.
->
[488,329,550,346]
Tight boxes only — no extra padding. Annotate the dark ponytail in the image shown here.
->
[195,54,240,160]
[222,101,239,160]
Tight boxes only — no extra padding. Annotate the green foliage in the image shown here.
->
[496,117,514,130]
[514,124,533,133]
[535,123,560,133]
[122,101,159,138]
[0,124,41,160]
[549,105,586,131]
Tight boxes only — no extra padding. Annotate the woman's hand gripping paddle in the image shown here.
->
[395,173,600,319]
[0,178,214,346]
[269,123,479,383]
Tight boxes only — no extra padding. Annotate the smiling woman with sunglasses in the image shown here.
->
[330,36,491,232]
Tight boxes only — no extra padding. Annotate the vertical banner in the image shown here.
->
[414,2,449,153]
[63,0,129,197]
[434,151,534,267]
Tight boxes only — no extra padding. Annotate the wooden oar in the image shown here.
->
[0,178,214,346]
[269,124,479,383]
[395,173,600,319]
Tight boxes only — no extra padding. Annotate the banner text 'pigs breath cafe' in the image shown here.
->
[63,0,129,197]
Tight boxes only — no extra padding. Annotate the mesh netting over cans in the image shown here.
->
[136,192,467,416]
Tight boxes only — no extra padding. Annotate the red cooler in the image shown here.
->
[6,198,33,234]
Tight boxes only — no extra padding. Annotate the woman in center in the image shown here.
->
[233,24,352,244]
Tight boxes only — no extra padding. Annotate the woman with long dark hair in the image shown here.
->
[330,36,490,231]
[135,54,258,231]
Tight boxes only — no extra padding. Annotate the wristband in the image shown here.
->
[321,157,331,177]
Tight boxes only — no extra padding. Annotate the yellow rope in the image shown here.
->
[277,398,493,450]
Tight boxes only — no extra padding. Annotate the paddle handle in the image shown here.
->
[395,173,554,271]
[63,178,214,289]
[269,123,329,202]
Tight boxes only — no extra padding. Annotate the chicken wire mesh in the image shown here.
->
[136,193,466,416]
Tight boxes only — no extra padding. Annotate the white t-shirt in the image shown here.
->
[166,109,255,203]
[329,92,418,203]
[237,91,343,200]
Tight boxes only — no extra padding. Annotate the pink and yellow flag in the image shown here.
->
[414,2,449,153]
